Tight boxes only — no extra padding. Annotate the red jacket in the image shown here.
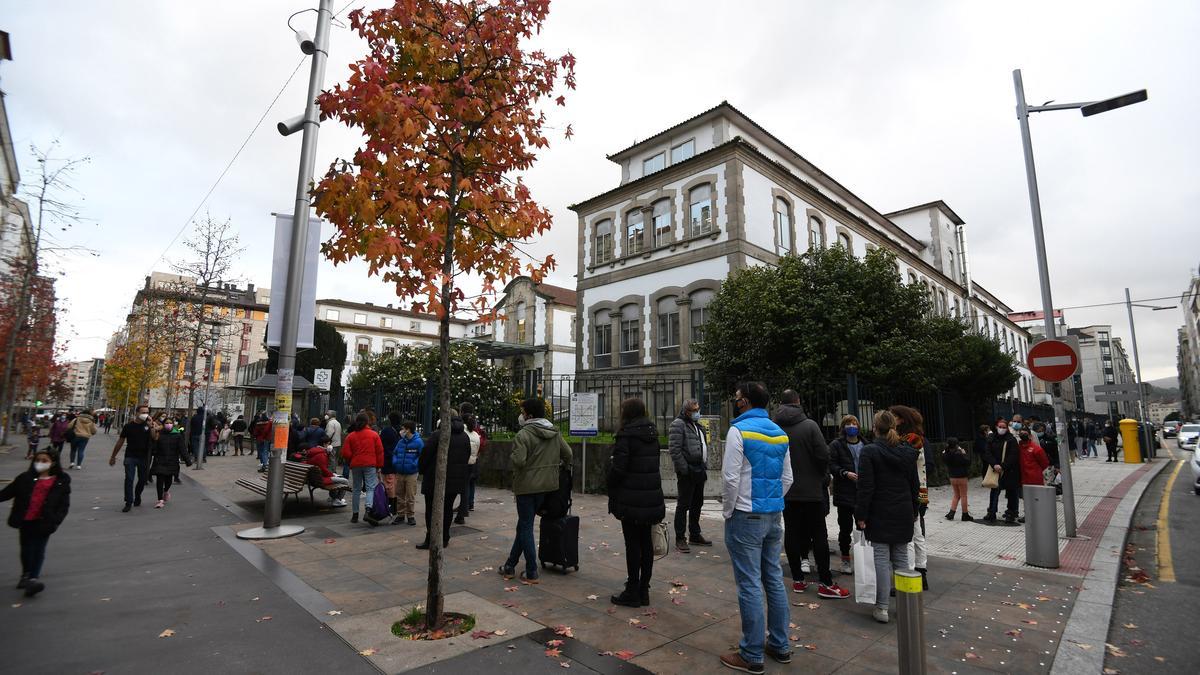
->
[305,446,335,487]
[1018,440,1050,486]
[252,420,272,442]
[341,429,384,469]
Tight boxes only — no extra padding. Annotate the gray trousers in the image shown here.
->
[873,542,910,608]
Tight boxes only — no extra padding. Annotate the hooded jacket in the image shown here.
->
[1018,439,1050,486]
[773,404,829,503]
[855,440,919,544]
[510,418,572,496]
[420,417,472,495]
[607,417,666,523]
[151,431,187,476]
[71,413,98,439]
[393,432,423,475]
[305,445,337,488]
[667,412,708,476]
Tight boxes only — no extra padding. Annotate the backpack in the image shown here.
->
[538,466,573,519]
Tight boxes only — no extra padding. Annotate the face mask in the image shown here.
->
[1034,431,1043,439]
[690,412,701,422]
[845,426,859,437]
[1011,422,1023,431]
[33,461,52,473]
[164,423,174,431]
[997,427,1008,435]
[138,413,149,421]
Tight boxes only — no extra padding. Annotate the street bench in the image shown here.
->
[235,461,330,506]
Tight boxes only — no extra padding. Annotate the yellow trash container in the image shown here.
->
[1119,418,1141,463]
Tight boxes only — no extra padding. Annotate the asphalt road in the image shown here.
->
[0,434,377,675]
[1105,447,1200,673]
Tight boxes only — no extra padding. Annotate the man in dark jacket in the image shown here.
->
[775,391,848,599]
[982,418,1021,524]
[189,406,206,468]
[416,411,471,550]
[667,399,710,553]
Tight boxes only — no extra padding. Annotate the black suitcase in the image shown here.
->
[539,514,580,572]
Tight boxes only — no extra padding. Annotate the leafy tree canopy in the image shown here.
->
[267,320,347,396]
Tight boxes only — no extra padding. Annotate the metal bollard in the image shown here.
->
[894,569,927,675]
[1023,485,1060,568]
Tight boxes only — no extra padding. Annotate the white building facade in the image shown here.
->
[1179,271,1200,420]
[473,277,577,395]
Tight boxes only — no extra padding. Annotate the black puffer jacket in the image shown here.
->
[941,445,971,479]
[151,432,187,476]
[607,418,665,524]
[2,469,72,536]
[855,441,919,544]
[774,404,828,503]
[420,417,472,495]
[983,432,1021,490]
[828,436,863,509]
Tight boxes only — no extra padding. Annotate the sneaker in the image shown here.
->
[792,580,807,593]
[407,517,416,526]
[764,647,792,664]
[872,607,889,623]
[817,583,850,599]
[800,559,811,574]
[415,540,430,550]
[840,558,854,575]
[68,463,75,469]
[981,513,997,523]
[676,538,691,554]
[122,504,132,513]
[16,576,28,590]
[688,535,713,547]
[1018,516,1026,524]
[498,565,515,579]
[719,652,764,674]
[519,571,539,584]
[155,500,164,509]
[76,464,83,470]
[331,499,348,507]
[23,579,45,598]
[350,513,359,523]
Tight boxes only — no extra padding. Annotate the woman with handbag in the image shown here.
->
[607,398,665,608]
[982,418,1021,525]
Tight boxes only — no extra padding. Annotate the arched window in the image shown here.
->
[515,301,527,343]
[651,199,671,248]
[808,215,825,250]
[594,219,613,265]
[593,310,612,369]
[355,336,371,361]
[837,231,852,251]
[657,296,680,362]
[937,289,948,315]
[947,248,957,283]
[689,185,712,237]
[689,289,714,345]
[626,209,645,255]
[953,297,961,318]
[382,340,397,357]
[619,304,641,367]
[774,197,792,255]
[907,271,918,286]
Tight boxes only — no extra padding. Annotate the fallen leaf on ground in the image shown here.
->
[1130,639,1144,647]
[251,597,260,601]
[603,650,636,661]
[158,629,175,638]
[256,616,273,623]
[1037,595,1053,601]
[324,538,336,544]
[547,639,564,647]
[359,648,377,656]
[560,662,570,668]
[628,618,641,625]
[804,644,817,651]
[504,586,519,592]
[471,630,496,640]
[1122,622,1137,629]
[501,601,519,608]
[1005,629,1022,637]
[1106,643,1128,657]
[1102,669,1119,675]
[10,603,20,608]
[554,625,575,639]
[1154,656,1166,663]
[998,554,1017,560]
[1022,619,1038,625]
[670,579,687,587]
[494,629,508,636]
[789,635,799,642]
[545,648,562,657]
[964,652,981,660]
[326,610,342,616]
[671,597,685,605]
[586,594,598,601]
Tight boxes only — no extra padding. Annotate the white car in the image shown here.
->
[1179,424,1200,451]
[1191,449,1200,496]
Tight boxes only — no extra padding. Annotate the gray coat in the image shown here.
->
[773,403,829,502]
[668,414,708,477]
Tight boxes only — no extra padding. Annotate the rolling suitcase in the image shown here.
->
[539,513,580,573]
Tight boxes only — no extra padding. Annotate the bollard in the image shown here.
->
[1119,418,1141,463]
[894,569,927,675]
[1023,485,1060,568]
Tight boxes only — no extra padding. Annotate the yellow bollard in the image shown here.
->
[1119,418,1141,463]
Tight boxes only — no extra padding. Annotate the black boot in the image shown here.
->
[639,585,650,607]
[961,512,974,522]
[944,510,956,520]
[610,582,641,607]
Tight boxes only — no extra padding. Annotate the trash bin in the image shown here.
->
[1024,485,1059,568]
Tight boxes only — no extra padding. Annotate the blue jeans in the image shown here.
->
[123,456,148,505]
[69,437,89,466]
[257,440,270,467]
[350,467,378,514]
[505,492,546,577]
[724,510,790,665]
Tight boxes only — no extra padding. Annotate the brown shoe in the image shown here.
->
[720,652,764,674]
[676,538,691,554]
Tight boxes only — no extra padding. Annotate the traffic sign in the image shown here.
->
[569,392,599,437]
[1095,393,1140,402]
[1093,383,1139,393]
[1027,339,1079,382]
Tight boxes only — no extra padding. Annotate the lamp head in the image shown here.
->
[277,114,305,137]
[295,29,316,55]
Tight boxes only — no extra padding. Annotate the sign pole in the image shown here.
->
[569,392,599,495]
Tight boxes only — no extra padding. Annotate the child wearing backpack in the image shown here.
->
[392,420,423,526]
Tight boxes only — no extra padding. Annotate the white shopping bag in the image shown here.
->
[853,530,876,605]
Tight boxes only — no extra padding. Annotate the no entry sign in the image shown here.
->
[1027,339,1079,382]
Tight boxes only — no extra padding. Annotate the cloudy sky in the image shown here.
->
[4,0,1197,382]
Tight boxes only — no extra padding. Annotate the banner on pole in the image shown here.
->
[266,213,320,349]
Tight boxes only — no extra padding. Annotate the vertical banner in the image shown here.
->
[266,212,320,349]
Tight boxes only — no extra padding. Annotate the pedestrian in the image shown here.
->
[416,410,471,550]
[982,418,1021,524]
[230,415,248,456]
[190,406,206,468]
[252,413,272,472]
[607,398,666,607]
[379,412,402,517]
[392,420,423,525]
[26,420,42,460]
[207,423,219,459]
[889,405,929,589]
[306,438,350,507]
[300,417,326,452]
[668,398,711,554]
[941,437,972,521]
[48,414,69,454]
[719,382,793,672]
[1085,420,1100,457]
[1,449,71,598]
[456,403,484,524]
[67,410,98,470]
[828,415,863,574]
[855,409,919,624]
[109,405,160,512]
[340,413,384,525]
[150,417,187,508]
[324,410,345,478]
[103,414,114,434]
[498,397,572,583]
[1066,420,1079,461]
[1017,428,1050,523]
[216,420,231,456]
[1102,420,1120,462]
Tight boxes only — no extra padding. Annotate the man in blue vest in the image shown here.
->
[720,382,793,673]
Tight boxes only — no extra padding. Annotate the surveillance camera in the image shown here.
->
[295,30,316,55]
[277,114,305,137]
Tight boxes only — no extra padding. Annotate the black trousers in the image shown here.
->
[621,520,653,589]
[673,472,706,540]
[836,505,855,557]
[155,474,173,500]
[423,490,460,546]
[784,501,832,586]
[1105,440,1119,461]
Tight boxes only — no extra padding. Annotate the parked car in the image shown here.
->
[1190,447,1200,495]
[1179,424,1200,451]
[1163,420,1181,438]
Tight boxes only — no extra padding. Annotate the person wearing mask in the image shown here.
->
[190,406,207,469]
[855,410,919,624]
[417,410,472,550]
[306,438,350,507]
[982,418,1021,525]
[340,413,385,525]
[230,415,248,456]
[1011,414,1025,433]
[48,415,70,454]
[150,418,187,508]
[1102,420,1120,462]
[67,410,98,469]
[828,415,864,574]
[941,437,972,521]
[456,403,485,523]
[109,406,160,512]
[251,413,273,472]
[889,405,929,589]
[2,449,71,597]
[720,382,793,672]
[668,399,711,554]
[607,398,666,607]
[392,420,423,525]
[1017,428,1050,523]
[379,412,402,518]
[498,398,572,583]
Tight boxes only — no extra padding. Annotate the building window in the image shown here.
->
[515,301,527,343]
[642,152,665,175]
[593,310,612,369]
[325,309,340,321]
[619,303,640,367]
[937,289,948,316]
[354,313,367,325]
[947,248,957,283]
[688,185,712,237]
[569,315,577,341]
[953,297,961,318]
[670,139,694,164]
[626,209,645,255]
[380,317,393,328]
[355,337,371,360]
[908,271,918,286]
[657,296,680,362]
[651,199,671,248]
[808,215,825,250]
[837,231,852,250]
[409,320,421,332]
[594,218,614,265]
[774,197,792,255]
[382,340,396,357]
[690,289,714,345]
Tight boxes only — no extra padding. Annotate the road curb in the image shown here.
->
[1051,459,1170,674]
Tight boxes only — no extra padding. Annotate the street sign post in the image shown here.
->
[569,393,599,493]
[1027,339,1079,383]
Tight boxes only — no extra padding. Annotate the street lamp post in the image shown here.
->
[1124,289,1175,457]
[1012,69,1147,538]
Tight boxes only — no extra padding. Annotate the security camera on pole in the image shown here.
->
[238,0,333,540]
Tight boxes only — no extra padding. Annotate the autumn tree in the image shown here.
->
[314,0,575,628]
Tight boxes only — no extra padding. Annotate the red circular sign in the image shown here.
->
[1027,339,1079,382]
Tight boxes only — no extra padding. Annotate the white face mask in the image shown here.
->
[138,413,149,421]
[997,427,1008,435]
[33,461,52,473]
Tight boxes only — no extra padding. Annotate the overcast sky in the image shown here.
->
[4,0,1197,383]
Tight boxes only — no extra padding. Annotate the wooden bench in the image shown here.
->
[235,461,330,506]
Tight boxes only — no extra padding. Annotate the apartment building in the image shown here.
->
[1179,271,1200,419]
[469,276,577,395]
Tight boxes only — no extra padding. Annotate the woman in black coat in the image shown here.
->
[607,398,665,608]
[416,414,472,549]
[982,418,1021,524]
[828,414,865,573]
[1,449,71,597]
[151,420,187,508]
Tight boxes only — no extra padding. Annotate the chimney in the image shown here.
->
[387,304,393,309]
[365,302,373,306]
[247,283,255,293]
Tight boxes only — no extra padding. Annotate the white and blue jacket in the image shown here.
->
[722,408,793,518]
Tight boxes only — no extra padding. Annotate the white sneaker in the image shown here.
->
[154,500,164,509]
[840,559,854,575]
[76,464,83,470]
[68,463,75,469]
[872,608,889,623]
[801,559,811,574]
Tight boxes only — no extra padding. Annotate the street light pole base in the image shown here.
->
[236,525,305,540]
